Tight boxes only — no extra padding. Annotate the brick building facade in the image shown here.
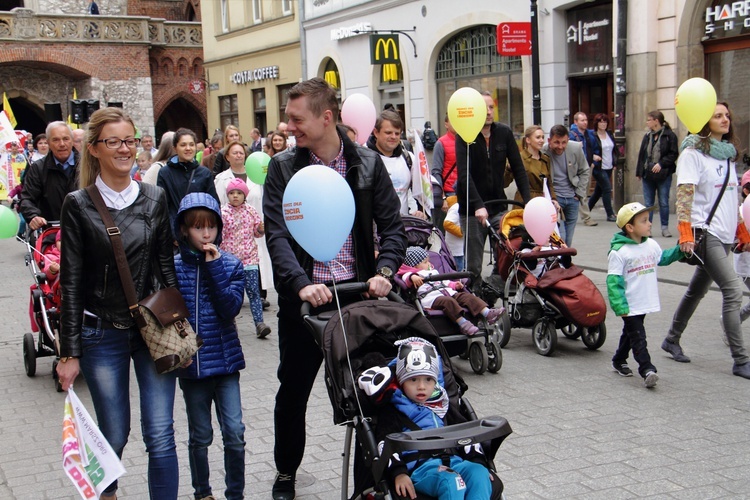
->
[0,0,205,143]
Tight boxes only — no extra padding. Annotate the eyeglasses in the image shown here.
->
[96,138,140,149]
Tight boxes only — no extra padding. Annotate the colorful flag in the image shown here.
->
[67,89,79,130]
[411,130,434,217]
[2,93,16,129]
[0,110,17,145]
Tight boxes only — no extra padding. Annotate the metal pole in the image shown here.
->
[613,0,628,209]
[530,0,542,126]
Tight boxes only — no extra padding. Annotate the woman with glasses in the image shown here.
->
[157,127,219,236]
[56,107,181,499]
[588,113,619,222]
[636,110,679,237]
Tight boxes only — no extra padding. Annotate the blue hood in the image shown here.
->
[175,192,223,247]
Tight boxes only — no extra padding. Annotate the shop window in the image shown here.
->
[278,84,294,124]
[253,89,267,135]
[219,94,239,130]
[435,25,522,133]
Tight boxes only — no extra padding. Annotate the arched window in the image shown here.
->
[435,25,523,133]
[323,59,340,89]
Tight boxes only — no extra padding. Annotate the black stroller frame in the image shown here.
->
[302,283,512,500]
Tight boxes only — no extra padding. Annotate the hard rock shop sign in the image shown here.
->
[705,1,750,38]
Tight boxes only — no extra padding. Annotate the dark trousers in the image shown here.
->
[588,167,614,218]
[613,314,656,378]
[431,292,487,322]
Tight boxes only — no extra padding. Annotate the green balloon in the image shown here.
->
[196,150,203,164]
[0,205,19,239]
[245,151,271,185]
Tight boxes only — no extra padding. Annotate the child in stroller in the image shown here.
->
[300,284,512,500]
[398,246,503,337]
[358,336,495,499]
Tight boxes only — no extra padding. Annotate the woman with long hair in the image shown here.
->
[268,131,288,156]
[662,101,750,380]
[142,131,175,185]
[507,125,558,210]
[588,113,618,222]
[56,107,180,498]
[636,110,679,237]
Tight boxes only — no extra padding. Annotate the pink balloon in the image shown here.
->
[341,94,376,145]
[523,197,558,245]
[743,196,750,232]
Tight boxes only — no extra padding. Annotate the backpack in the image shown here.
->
[422,129,438,150]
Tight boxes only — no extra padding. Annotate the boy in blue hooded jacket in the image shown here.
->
[607,202,683,388]
[174,192,247,500]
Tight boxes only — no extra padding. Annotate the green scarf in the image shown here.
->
[680,134,736,160]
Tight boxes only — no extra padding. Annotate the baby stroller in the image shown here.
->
[398,215,504,374]
[21,223,63,391]
[491,208,607,356]
[302,282,512,500]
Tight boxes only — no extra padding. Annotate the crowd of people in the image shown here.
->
[6,76,749,499]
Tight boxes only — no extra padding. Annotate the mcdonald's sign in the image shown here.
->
[370,35,399,64]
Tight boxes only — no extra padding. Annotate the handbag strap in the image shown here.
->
[85,185,142,323]
[704,159,731,228]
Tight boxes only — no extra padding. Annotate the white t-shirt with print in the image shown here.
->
[676,148,738,244]
[380,152,416,216]
[607,238,663,316]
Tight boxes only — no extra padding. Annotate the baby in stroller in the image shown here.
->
[398,247,503,336]
[42,229,62,283]
[358,336,494,499]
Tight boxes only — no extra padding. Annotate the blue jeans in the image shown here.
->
[556,196,579,247]
[244,268,264,325]
[78,323,178,499]
[410,455,491,500]
[642,175,672,228]
[667,234,749,364]
[613,315,656,378]
[588,167,614,218]
[180,372,246,500]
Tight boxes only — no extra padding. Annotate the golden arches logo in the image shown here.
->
[370,35,399,64]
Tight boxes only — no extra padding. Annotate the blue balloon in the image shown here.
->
[282,165,355,262]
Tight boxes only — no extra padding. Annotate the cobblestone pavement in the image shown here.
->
[1,210,749,499]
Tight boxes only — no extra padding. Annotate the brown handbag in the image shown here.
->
[85,185,202,374]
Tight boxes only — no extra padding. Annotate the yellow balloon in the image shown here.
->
[674,78,717,134]
[447,88,487,143]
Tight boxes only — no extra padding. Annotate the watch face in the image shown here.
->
[379,267,393,278]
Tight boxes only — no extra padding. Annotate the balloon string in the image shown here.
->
[327,260,367,421]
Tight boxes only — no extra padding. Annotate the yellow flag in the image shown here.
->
[2,93,17,128]
[67,88,78,130]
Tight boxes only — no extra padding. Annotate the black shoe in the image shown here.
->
[612,361,633,377]
[661,339,691,363]
[606,215,617,222]
[733,362,750,379]
[263,299,271,310]
[272,472,295,500]
[256,322,271,339]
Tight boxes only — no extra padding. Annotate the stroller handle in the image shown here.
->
[300,282,403,318]
[421,271,473,283]
[520,247,577,259]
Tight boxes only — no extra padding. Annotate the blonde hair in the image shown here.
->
[79,108,136,188]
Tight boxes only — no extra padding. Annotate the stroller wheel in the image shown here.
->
[532,319,557,356]
[580,322,607,350]
[23,333,37,377]
[469,341,489,374]
[496,310,512,348]
[560,323,581,340]
[487,340,502,373]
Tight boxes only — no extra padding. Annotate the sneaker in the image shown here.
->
[612,361,633,377]
[272,472,295,500]
[661,338,691,363]
[256,323,271,339]
[459,321,479,336]
[484,307,505,325]
[720,315,729,346]
[662,228,673,238]
[606,215,617,222]
[733,362,750,379]
[584,218,598,226]
[644,370,659,388]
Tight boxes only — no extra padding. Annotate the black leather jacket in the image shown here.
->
[20,150,80,224]
[59,183,177,357]
[263,127,407,302]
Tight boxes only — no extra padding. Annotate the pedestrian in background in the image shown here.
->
[661,101,750,379]
[607,202,683,388]
[57,107,180,499]
[174,192,247,500]
[569,112,599,227]
[142,130,175,185]
[636,110,679,237]
[589,113,618,222]
[431,115,456,232]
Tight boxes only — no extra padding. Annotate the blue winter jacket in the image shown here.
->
[175,193,246,379]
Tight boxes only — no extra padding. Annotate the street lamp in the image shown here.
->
[530,0,542,126]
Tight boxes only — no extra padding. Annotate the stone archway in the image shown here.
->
[155,95,207,143]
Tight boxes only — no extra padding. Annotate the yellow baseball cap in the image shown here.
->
[616,202,655,229]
